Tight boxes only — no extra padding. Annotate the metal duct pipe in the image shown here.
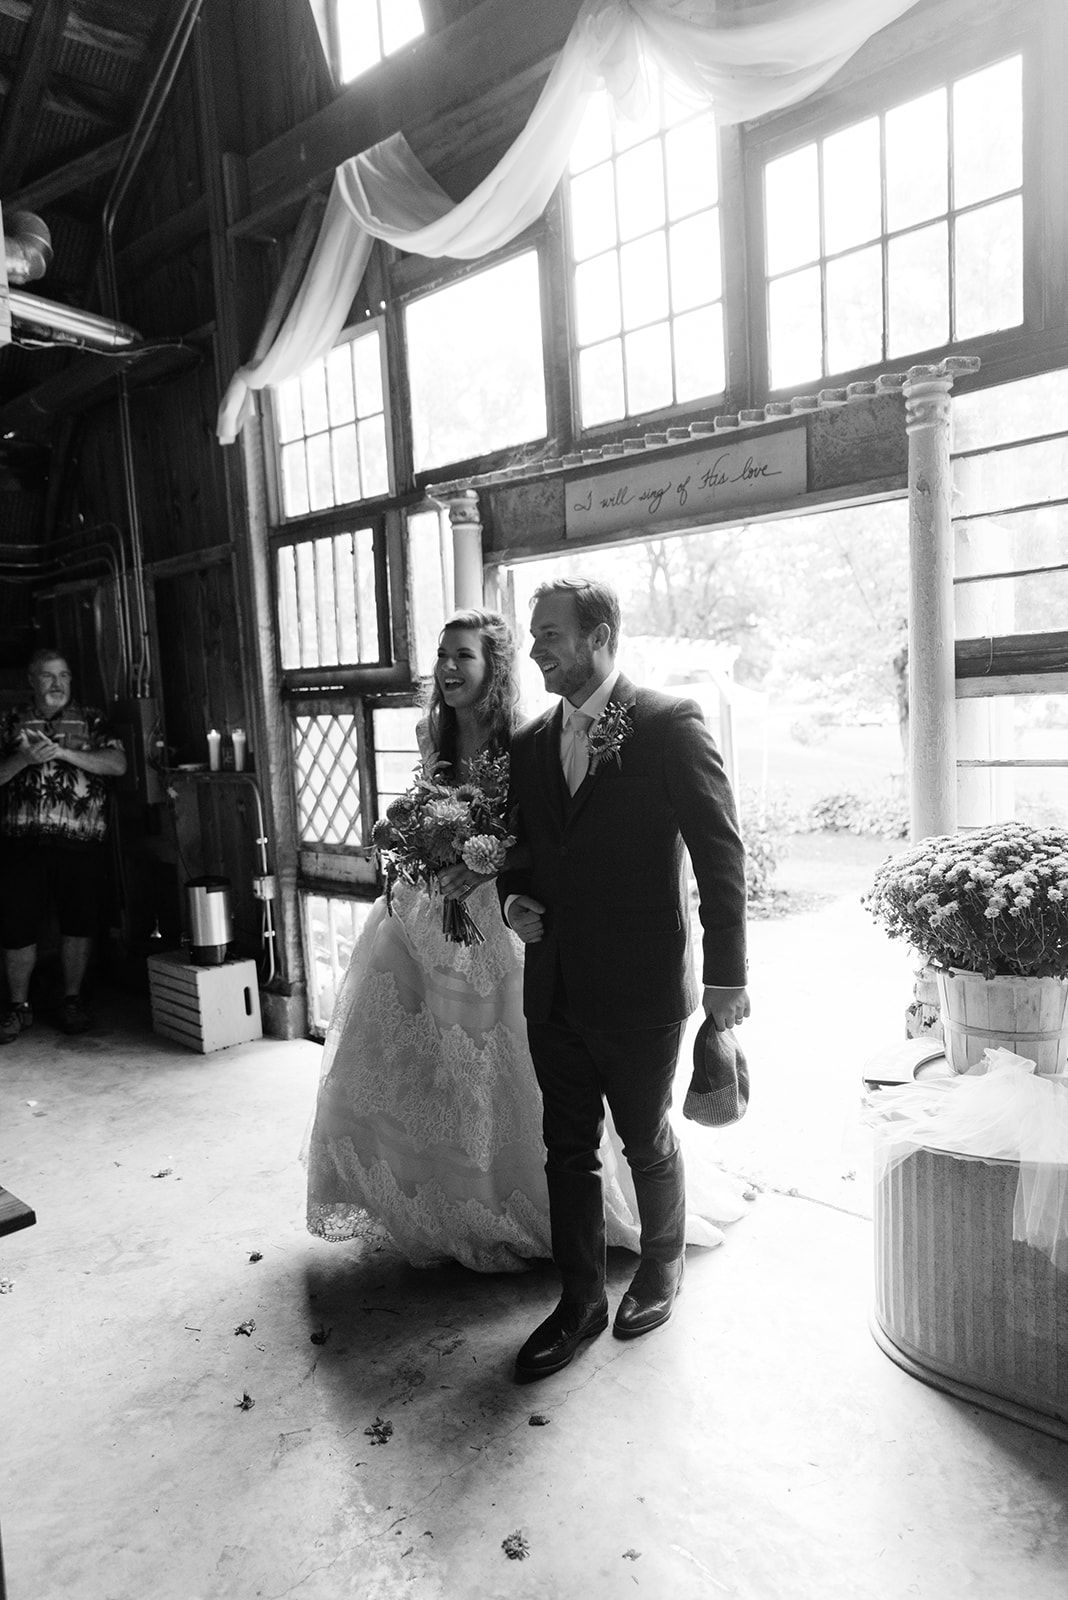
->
[4,211,52,284]
[7,288,140,350]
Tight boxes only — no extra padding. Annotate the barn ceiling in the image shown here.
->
[0,0,179,319]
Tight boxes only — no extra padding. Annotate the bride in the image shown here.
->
[305,608,736,1271]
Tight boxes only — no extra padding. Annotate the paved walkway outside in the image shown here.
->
[678,831,916,1217]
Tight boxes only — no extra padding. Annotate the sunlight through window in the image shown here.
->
[568,77,724,429]
[272,326,390,519]
[764,54,1023,390]
[405,252,547,473]
[334,0,424,84]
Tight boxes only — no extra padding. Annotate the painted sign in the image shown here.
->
[564,428,807,540]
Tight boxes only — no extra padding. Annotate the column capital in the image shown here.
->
[904,372,953,435]
[431,486,482,528]
[903,356,981,435]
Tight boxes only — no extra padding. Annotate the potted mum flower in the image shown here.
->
[864,822,1068,1076]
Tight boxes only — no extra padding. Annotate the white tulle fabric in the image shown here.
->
[218,0,919,441]
[866,1049,1068,1271]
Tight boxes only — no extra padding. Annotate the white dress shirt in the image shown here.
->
[559,668,621,792]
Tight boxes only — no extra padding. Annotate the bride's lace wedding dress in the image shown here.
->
[305,875,651,1270]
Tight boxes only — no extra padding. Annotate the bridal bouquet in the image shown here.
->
[371,751,515,945]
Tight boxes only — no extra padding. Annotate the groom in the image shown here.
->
[500,577,750,1382]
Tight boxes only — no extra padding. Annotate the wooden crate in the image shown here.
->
[148,953,262,1053]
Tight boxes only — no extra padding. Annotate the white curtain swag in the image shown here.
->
[217,0,919,444]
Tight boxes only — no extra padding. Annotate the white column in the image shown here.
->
[435,488,484,611]
[904,369,958,842]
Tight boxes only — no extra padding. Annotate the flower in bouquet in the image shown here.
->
[863,822,1068,979]
[372,750,515,944]
[587,703,633,774]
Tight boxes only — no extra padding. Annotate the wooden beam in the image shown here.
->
[243,0,583,222]
[0,0,73,192]
[956,631,1068,680]
[3,136,125,211]
[116,194,209,279]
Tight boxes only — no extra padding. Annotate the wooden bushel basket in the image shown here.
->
[936,969,1068,1076]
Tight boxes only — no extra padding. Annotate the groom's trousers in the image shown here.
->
[526,1002,686,1303]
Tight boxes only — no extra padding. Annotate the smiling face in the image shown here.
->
[29,655,72,718]
[529,591,607,705]
[436,627,489,713]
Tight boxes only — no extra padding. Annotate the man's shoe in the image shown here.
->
[514,1296,609,1383]
[0,1003,33,1045]
[58,996,92,1035]
[613,1256,685,1340]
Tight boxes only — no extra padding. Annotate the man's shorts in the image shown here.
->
[0,837,107,947]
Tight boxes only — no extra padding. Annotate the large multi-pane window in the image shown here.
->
[272,326,390,518]
[763,54,1023,391]
[567,80,724,429]
[405,252,547,473]
[275,527,385,669]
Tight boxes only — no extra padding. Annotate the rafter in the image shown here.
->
[3,136,124,211]
[0,0,75,193]
[0,0,151,63]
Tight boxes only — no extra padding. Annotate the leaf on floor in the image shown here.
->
[622,1549,641,1560]
[235,1392,255,1410]
[310,1324,331,1345]
[248,1251,263,1262]
[501,1531,529,1561]
[234,1318,256,1336]
[151,1168,173,1178]
[364,1416,393,1445]
[528,1414,550,1426]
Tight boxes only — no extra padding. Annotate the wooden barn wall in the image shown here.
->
[22,0,336,998]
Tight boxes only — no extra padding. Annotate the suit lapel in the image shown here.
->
[566,676,638,828]
[533,702,566,829]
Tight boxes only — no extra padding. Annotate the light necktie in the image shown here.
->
[563,711,594,794]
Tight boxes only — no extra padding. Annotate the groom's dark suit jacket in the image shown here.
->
[499,675,747,1030]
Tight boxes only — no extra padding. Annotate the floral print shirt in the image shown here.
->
[0,701,122,846]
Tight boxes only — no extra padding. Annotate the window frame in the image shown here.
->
[390,230,559,487]
[263,316,395,526]
[561,81,730,439]
[311,0,426,87]
[270,511,397,691]
[741,7,1050,403]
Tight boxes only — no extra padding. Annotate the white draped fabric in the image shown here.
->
[217,0,920,443]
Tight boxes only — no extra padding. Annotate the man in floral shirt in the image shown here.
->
[0,648,126,1041]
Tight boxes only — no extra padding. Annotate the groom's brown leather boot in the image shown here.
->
[514,1295,609,1382]
[612,1255,684,1339]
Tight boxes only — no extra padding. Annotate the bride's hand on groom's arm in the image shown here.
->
[506,894,545,944]
[703,984,750,1031]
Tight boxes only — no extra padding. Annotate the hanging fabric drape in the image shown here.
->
[217,0,920,444]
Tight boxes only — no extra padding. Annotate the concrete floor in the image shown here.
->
[3,959,1068,1599]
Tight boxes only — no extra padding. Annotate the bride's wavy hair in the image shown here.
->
[425,609,521,769]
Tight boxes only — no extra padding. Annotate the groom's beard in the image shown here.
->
[541,640,596,702]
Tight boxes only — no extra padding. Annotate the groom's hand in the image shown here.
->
[506,895,546,943]
[703,985,750,1031]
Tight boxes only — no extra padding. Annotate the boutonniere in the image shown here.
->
[587,703,633,774]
